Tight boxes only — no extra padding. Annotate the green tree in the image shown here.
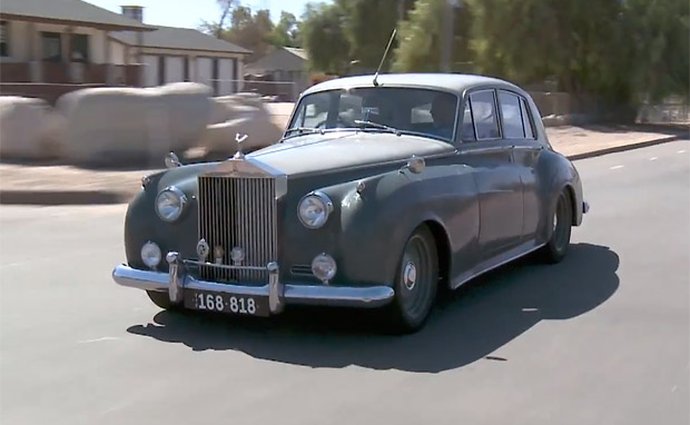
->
[270,12,301,47]
[301,3,350,74]
[392,0,472,73]
[338,0,413,72]
[623,0,689,102]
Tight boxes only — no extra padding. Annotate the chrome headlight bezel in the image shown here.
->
[155,186,188,222]
[297,191,334,229]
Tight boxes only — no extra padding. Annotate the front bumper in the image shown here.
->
[112,251,394,314]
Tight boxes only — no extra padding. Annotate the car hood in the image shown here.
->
[246,131,455,176]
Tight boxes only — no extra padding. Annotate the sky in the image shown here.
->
[85,0,322,29]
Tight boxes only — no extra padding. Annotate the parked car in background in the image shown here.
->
[112,73,588,333]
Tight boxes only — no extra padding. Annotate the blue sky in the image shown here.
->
[85,0,324,29]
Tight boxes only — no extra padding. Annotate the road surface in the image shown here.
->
[1,140,688,425]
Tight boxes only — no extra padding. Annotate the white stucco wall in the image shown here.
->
[110,40,126,65]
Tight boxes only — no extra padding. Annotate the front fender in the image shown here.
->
[335,164,468,286]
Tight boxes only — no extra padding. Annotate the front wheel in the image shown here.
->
[383,225,439,333]
[146,290,181,310]
[540,190,573,263]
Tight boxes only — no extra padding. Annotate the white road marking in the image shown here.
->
[677,150,686,154]
[77,337,120,344]
[649,157,658,161]
[610,165,624,170]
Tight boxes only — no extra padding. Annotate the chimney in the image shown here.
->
[121,5,144,23]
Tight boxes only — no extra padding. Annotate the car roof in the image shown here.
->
[302,73,525,97]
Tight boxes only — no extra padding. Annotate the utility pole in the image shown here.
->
[440,0,460,72]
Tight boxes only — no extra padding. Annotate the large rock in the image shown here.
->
[200,93,283,157]
[0,96,60,160]
[55,83,212,165]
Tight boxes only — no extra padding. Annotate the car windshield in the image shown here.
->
[286,87,459,142]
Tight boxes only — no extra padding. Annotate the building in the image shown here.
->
[244,47,309,101]
[0,0,150,85]
[0,0,252,99]
[110,6,251,96]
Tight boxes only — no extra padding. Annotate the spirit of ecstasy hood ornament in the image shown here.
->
[233,133,249,159]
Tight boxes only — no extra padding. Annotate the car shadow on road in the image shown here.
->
[127,242,619,373]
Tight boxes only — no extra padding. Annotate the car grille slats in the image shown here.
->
[198,175,277,284]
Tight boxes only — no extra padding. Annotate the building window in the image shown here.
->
[0,21,8,57]
[42,32,62,62]
[70,33,89,62]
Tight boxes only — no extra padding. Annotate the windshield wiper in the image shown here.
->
[284,127,323,136]
[353,119,401,135]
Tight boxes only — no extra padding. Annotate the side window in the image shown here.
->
[498,91,524,139]
[469,90,499,140]
[519,98,536,139]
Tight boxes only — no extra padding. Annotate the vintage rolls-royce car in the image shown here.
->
[112,73,588,332]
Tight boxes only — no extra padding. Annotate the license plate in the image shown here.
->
[183,290,270,317]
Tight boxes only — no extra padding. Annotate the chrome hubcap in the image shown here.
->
[403,261,417,290]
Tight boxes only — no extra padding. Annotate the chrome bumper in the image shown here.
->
[112,252,394,314]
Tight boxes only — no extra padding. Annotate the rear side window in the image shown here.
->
[498,91,524,139]
[519,98,535,139]
[469,91,499,140]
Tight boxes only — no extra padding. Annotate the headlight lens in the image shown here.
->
[155,186,187,222]
[298,192,333,229]
[141,241,162,268]
[311,253,337,283]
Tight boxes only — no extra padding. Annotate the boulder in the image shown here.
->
[200,93,283,157]
[55,83,211,165]
[0,96,60,160]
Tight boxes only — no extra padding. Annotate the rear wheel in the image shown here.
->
[383,225,438,333]
[540,190,573,263]
[146,290,180,310]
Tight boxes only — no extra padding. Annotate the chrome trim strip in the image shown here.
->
[112,264,394,309]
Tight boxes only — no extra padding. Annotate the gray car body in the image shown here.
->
[124,73,585,293]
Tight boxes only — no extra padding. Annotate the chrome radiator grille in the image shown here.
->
[198,175,277,284]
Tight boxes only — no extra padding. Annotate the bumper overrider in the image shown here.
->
[112,251,395,314]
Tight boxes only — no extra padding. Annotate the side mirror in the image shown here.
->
[402,155,425,174]
[164,152,181,168]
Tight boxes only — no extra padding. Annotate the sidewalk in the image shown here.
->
[0,124,685,205]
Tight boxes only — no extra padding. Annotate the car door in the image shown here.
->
[496,90,543,240]
[458,89,524,259]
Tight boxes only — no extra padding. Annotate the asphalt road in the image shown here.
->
[1,140,688,425]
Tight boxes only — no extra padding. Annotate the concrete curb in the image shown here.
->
[565,135,682,161]
[0,190,132,205]
[0,134,685,206]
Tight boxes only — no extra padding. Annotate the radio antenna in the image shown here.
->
[373,28,397,87]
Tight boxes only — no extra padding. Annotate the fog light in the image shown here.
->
[141,241,162,269]
[311,253,337,283]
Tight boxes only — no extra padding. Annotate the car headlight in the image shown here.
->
[298,192,333,229]
[155,186,187,222]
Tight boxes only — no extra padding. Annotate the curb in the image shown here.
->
[0,190,132,205]
[566,135,682,161]
[1,135,685,206]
